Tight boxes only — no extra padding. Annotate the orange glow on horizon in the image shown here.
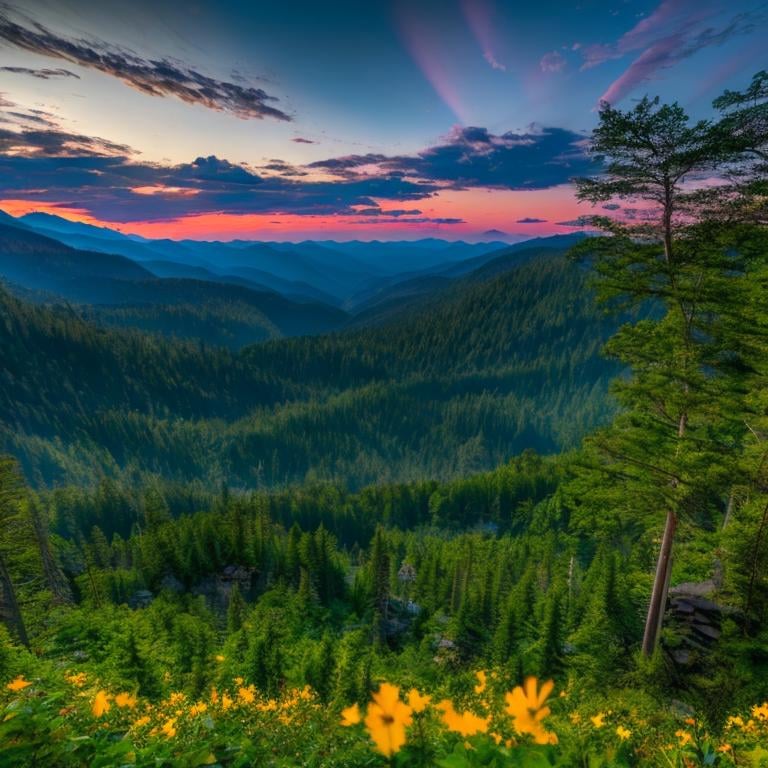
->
[0,184,592,241]
[0,199,109,226]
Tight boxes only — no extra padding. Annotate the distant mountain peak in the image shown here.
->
[19,212,129,241]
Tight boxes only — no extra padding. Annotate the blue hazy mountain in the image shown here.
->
[16,211,511,302]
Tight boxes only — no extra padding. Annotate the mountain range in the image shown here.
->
[0,208,612,488]
[0,210,587,346]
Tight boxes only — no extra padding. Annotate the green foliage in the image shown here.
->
[1,72,768,767]
[0,246,618,488]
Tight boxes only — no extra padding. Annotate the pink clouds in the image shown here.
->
[396,7,470,123]
[0,181,595,242]
[599,33,686,105]
[580,0,763,104]
[461,0,507,71]
[540,51,566,73]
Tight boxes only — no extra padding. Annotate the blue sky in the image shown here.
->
[0,0,765,239]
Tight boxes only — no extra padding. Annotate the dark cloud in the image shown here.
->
[601,203,621,210]
[0,126,134,156]
[291,137,316,144]
[0,91,69,132]
[309,125,596,190]
[0,7,291,121]
[309,153,389,173]
[0,65,79,79]
[174,155,262,185]
[258,159,309,176]
[5,110,52,125]
[359,215,464,225]
[0,149,438,222]
[516,216,548,223]
[0,108,598,224]
[354,207,423,217]
[555,217,592,227]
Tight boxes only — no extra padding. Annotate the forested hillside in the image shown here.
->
[0,245,618,487]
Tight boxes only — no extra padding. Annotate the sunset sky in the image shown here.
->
[0,0,765,241]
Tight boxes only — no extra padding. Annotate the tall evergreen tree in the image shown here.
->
[227,583,246,634]
[0,457,29,646]
[571,93,764,655]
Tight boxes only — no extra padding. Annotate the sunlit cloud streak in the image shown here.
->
[396,4,470,123]
[579,0,763,104]
[461,0,506,71]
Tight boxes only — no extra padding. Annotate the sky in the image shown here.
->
[0,0,765,241]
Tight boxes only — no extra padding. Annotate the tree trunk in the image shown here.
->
[744,497,768,622]
[722,490,735,530]
[0,550,28,647]
[641,405,688,656]
[642,508,677,656]
[29,501,73,605]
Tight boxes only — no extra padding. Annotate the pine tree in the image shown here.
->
[306,633,336,702]
[571,92,764,656]
[116,626,159,697]
[227,583,246,634]
[529,589,562,678]
[27,499,73,605]
[0,458,29,646]
[368,527,390,643]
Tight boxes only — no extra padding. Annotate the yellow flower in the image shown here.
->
[114,692,137,709]
[341,703,362,726]
[718,744,732,753]
[505,677,558,745]
[474,670,487,694]
[591,713,606,729]
[407,688,431,713]
[190,701,208,716]
[221,693,233,711]
[751,703,768,721]
[168,691,186,705]
[616,725,631,741]
[215,654,225,662]
[676,729,692,746]
[238,686,255,704]
[364,683,413,757]
[210,687,219,704]
[6,675,32,692]
[234,676,244,686]
[132,716,150,728]
[161,718,177,738]
[65,672,87,688]
[726,715,744,729]
[570,712,582,725]
[438,700,490,737]
[92,690,111,718]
